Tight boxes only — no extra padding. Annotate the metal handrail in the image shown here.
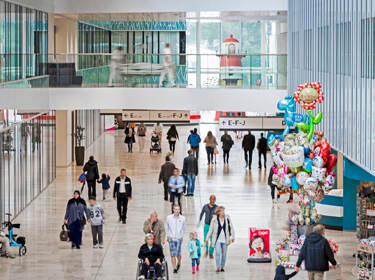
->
[0,53,288,56]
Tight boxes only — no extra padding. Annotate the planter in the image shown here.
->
[75,146,85,166]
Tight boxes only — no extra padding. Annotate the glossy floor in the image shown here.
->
[0,125,355,280]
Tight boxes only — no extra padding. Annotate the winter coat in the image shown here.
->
[257,137,268,153]
[167,129,179,142]
[137,126,147,137]
[83,159,99,181]
[188,133,201,148]
[159,161,176,183]
[143,219,166,245]
[242,134,255,151]
[296,232,337,272]
[182,155,198,176]
[188,239,201,259]
[221,134,234,151]
[124,127,136,143]
[64,198,90,227]
[204,136,218,148]
[98,176,111,190]
[206,215,235,246]
[138,243,164,264]
[274,265,297,280]
[113,176,132,198]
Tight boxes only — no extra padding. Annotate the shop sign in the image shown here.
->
[220,117,284,130]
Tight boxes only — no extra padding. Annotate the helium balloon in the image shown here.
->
[312,166,326,182]
[291,176,299,191]
[304,177,318,191]
[320,139,331,164]
[283,174,292,187]
[303,158,313,173]
[326,154,337,174]
[313,156,324,168]
[296,171,309,185]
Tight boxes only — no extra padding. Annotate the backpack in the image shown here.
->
[190,134,201,147]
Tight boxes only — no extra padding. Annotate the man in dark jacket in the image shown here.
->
[242,131,255,169]
[182,149,198,196]
[83,156,100,198]
[158,156,176,201]
[257,132,268,169]
[295,224,337,280]
[113,168,132,224]
[220,131,234,164]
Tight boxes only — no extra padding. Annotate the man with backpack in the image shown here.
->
[187,128,201,160]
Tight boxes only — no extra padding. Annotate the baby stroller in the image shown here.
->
[150,133,161,153]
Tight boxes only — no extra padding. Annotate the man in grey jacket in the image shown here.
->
[158,156,176,201]
[143,212,166,246]
[198,195,217,258]
[182,149,198,196]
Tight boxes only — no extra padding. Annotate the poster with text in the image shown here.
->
[248,228,272,263]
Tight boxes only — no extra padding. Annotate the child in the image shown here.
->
[188,232,201,274]
[274,265,297,280]
[88,197,105,249]
[97,173,110,200]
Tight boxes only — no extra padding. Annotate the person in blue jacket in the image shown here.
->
[98,173,110,200]
[187,128,201,160]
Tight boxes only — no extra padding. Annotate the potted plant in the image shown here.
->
[73,126,85,166]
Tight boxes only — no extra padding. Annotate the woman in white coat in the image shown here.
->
[205,206,235,273]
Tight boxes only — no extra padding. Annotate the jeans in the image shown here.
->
[204,224,214,256]
[244,149,253,167]
[91,225,103,245]
[186,174,196,195]
[206,147,214,164]
[258,151,267,167]
[192,258,200,267]
[127,140,133,152]
[308,271,324,280]
[192,146,199,160]
[170,192,182,213]
[223,149,230,163]
[215,242,227,268]
[169,141,176,153]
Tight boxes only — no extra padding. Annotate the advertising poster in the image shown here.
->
[247,228,272,263]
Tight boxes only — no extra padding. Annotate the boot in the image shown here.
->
[196,265,199,272]
[192,266,195,274]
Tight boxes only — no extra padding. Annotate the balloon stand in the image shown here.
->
[270,82,339,269]
[247,228,272,263]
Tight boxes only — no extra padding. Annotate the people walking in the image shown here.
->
[143,212,166,246]
[268,166,280,204]
[125,123,136,153]
[166,125,179,153]
[182,149,198,196]
[274,265,298,280]
[64,190,90,249]
[138,234,164,280]
[159,43,176,87]
[113,169,132,224]
[166,205,186,274]
[108,46,124,87]
[206,206,235,273]
[187,128,201,160]
[204,131,218,165]
[87,197,105,249]
[257,132,268,168]
[242,131,255,169]
[295,224,337,280]
[154,122,163,145]
[158,156,176,201]
[188,232,201,274]
[221,131,234,164]
[137,122,147,152]
[83,156,100,198]
[168,168,185,213]
[97,173,110,200]
[198,195,217,258]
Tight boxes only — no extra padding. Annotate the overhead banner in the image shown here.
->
[121,110,190,122]
[219,117,285,131]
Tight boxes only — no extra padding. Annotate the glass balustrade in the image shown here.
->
[0,53,287,89]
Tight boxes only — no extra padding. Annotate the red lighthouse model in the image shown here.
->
[219,34,244,86]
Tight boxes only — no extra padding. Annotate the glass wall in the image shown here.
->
[0,0,48,82]
[76,110,104,149]
[288,0,375,173]
[0,111,56,224]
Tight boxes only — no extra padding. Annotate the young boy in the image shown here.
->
[88,197,105,248]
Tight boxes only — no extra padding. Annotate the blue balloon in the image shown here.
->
[303,158,313,173]
[277,96,297,136]
[291,176,299,191]
[303,146,311,156]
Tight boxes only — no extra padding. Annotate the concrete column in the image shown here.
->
[56,110,72,167]
[48,13,55,55]
[196,20,201,88]
[54,16,78,63]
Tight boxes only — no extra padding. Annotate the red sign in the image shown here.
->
[249,228,271,259]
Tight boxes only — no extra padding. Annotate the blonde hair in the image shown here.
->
[215,206,225,216]
[190,232,198,239]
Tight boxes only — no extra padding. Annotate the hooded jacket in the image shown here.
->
[83,159,99,181]
[274,265,297,280]
[296,232,337,272]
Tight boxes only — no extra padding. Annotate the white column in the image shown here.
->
[56,110,72,167]
[196,19,201,88]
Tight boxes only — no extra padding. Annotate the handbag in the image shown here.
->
[214,148,219,155]
[60,224,70,242]
[170,137,177,142]
[79,216,86,227]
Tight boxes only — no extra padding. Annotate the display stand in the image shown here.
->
[356,242,375,280]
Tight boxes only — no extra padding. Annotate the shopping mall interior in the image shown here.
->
[0,0,374,279]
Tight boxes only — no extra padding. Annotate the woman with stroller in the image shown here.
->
[204,131,218,165]
[166,125,179,153]
[138,234,164,280]
[125,123,136,153]
[64,190,90,249]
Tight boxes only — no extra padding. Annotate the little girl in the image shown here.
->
[97,174,110,200]
[188,232,201,274]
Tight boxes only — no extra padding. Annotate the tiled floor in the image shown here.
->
[0,125,356,279]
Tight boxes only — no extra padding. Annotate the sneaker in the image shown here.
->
[71,244,76,249]
[221,268,225,272]
[287,199,293,204]
[138,276,145,280]
[93,244,99,249]
[99,244,104,249]
[76,245,80,249]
